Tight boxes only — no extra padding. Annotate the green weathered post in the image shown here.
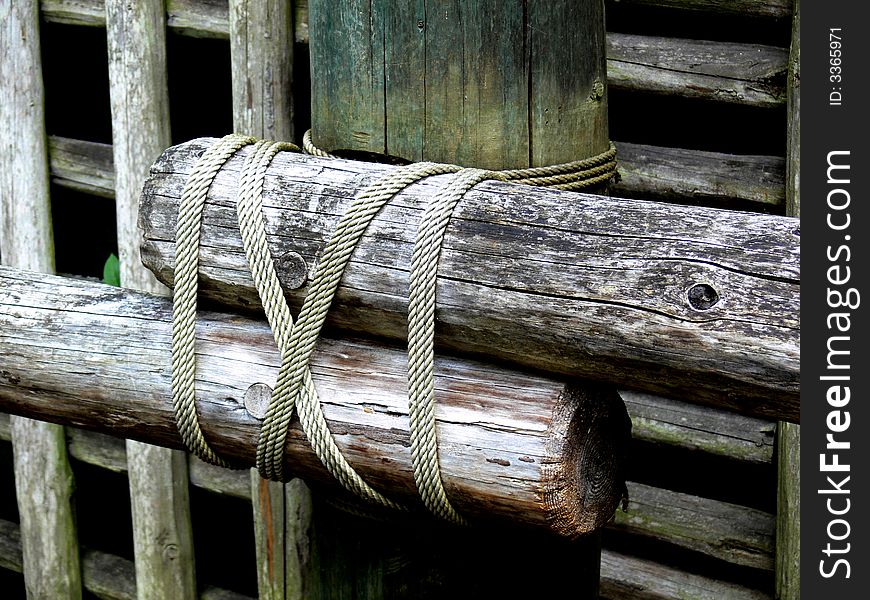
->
[309,0,609,169]
[307,1,610,596]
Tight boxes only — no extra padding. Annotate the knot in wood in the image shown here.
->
[687,283,720,311]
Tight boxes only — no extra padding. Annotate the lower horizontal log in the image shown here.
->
[0,267,629,537]
[599,549,770,600]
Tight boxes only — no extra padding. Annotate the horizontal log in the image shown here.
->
[48,135,115,198]
[606,0,790,19]
[0,267,630,538]
[0,518,253,600]
[45,136,785,209]
[39,2,786,108]
[141,139,799,421]
[611,482,774,570]
[611,142,785,208]
[599,549,770,600]
[606,34,787,108]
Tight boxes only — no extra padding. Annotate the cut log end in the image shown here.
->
[542,384,631,538]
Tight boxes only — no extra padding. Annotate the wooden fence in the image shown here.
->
[0,0,799,598]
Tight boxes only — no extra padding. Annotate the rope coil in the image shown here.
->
[170,132,618,523]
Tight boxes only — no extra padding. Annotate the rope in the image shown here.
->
[171,131,618,523]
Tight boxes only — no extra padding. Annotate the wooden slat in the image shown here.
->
[48,136,115,198]
[621,391,774,465]
[604,0,791,19]
[600,549,770,600]
[1,2,82,598]
[775,3,800,597]
[46,135,786,209]
[607,33,787,108]
[104,2,197,598]
[0,518,254,600]
[612,142,785,208]
[39,2,788,108]
[610,482,774,571]
[227,2,309,598]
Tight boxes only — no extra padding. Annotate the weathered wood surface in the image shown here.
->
[0,2,83,598]
[141,139,800,421]
[0,267,630,538]
[611,482,774,570]
[619,391,774,465]
[606,0,790,19]
[48,136,115,198]
[612,142,785,208]
[308,0,608,167]
[0,518,255,600]
[607,34,787,108]
[775,6,800,596]
[39,2,787,109]
[599,549,771,600]
[46,136,787,210]
[105,2,198,597]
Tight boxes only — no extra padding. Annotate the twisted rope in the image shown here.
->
[171,131,618,523]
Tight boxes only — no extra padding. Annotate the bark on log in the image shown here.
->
[140,139,800,422]
[0,267,630,538]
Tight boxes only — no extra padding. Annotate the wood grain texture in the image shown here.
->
[1,3,82,598]
[227,4,305,596]
[39,1,788,109]
[600,549,770,600]
[141,140,800,421]
[607,33,787,108]
[105,2,197,598]
[611,482,774,570]
[0,518,255,600]
[0,267,631,538]
[229,0,294,141]
[1,408,776,571]
[46,135,787,209]
[775,6,800,596]
[309,0,608,167]
[48,136,116,198]
[612,142,785,208]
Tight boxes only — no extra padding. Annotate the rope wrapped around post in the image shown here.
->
[170,133,618,524]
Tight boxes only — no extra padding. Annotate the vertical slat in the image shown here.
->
[775,1,800,598]
[105,2,198,598]
[0,1,83,598]
[228,3,314,599]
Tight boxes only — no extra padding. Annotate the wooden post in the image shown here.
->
[105,2,198,598]
[227,3,315,598]
[308,0,609,169]
[0,1,83,597]
[775,1,800,597]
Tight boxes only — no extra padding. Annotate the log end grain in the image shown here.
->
[542,384,631,538]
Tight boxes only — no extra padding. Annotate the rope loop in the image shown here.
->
[171,131,618,523]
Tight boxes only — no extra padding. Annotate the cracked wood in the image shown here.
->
[140,139,800,422]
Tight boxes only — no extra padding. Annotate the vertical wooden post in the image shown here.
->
[0,1,83,597]
[228,3,315,599]
[105,2,198,598]
[308,0,609,169]
[306,1,606,595]
[776,2,800,598]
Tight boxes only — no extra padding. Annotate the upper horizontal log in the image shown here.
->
[0,267,630,538]
[141,139,799,421]
[606,0,790,19]
[612,142,785,208]
[39,2,787,108]
[46,135,785,209]
[606,34,787,108]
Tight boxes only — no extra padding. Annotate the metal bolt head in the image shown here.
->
[244,383,273,419]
